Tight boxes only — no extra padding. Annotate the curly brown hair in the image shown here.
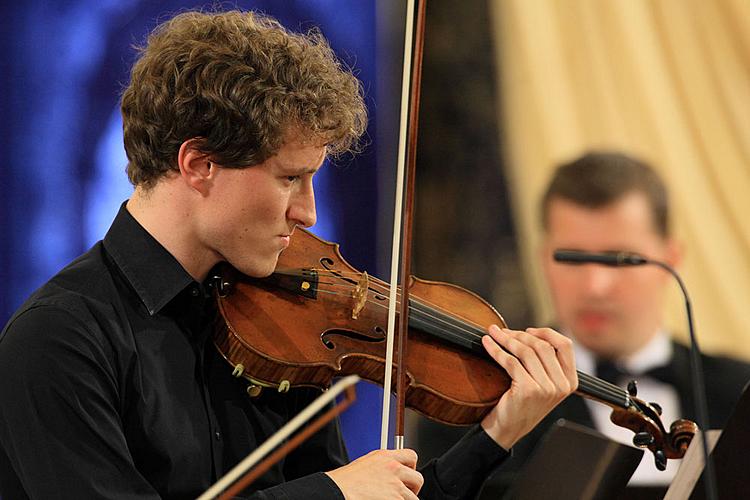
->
[121,10,367,188]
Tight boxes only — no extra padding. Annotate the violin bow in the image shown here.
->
[380,0,428,450]
[198,375,361,500]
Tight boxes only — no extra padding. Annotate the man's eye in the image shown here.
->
[285,176,299,183]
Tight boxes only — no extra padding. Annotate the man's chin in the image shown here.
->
[583,338,627,360]
[573,330,620,356]
[234,257,280,279]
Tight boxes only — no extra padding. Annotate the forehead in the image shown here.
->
[545,192,665,246]
[271,139,327,171]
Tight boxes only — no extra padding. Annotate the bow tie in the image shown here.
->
[595,359,676,387]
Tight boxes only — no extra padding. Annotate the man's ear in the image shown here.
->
[177,139,213,195]
[664,237,684,270]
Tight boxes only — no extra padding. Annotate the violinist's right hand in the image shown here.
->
[325,448,424,499]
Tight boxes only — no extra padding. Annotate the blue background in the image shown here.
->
[1,0,402,460]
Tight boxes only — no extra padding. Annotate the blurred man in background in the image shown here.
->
[480,151,750,497]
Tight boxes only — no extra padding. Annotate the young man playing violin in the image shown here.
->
[0,10,577,499]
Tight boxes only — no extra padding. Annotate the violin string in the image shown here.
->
[300,284,628,403]
[311,281,487,343]
[286,271,630,403]
[310,284,628,403]
[308,285,497,372]
[276,270,630,404]
[283,270,630,404]
[305,271,489,339]
[577,372,630,406]
[308,270,489,339]
[311,286,486,348]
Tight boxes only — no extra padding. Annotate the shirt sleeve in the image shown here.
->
[418,424,510,500]
[0,305,161,499]
[242,472,343,500]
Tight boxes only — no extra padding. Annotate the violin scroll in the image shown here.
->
[609,396,697,470]
[669,418,699,455]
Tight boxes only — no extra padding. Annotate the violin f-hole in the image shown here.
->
[320,328,387,351]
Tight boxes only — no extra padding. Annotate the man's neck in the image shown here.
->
[127,184,219,282]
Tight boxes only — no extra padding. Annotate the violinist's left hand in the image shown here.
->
[480,325,578,450]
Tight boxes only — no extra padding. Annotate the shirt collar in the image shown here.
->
[622,331,672,374]
[103,202,196,316]
[573,330,673,376]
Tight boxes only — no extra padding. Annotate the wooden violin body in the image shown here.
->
[212,228,696,468]
[213,228,510,425]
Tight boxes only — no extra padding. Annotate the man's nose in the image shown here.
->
[580,264,618,296]
[289,186,316,228]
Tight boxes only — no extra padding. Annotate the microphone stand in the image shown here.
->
[647,259,717,500]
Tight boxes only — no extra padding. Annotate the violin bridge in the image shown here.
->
[351,271,369,319]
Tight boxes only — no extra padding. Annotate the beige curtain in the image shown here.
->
[489,0,750,360]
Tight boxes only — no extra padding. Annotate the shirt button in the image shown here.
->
[191,287,200,297]
[214,430,222,441]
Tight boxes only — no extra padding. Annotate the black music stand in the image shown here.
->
[666,381,750,499]
[503,419,643,500]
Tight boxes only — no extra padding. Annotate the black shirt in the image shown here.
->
[0,204,507,499]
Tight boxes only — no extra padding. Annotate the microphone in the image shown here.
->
[553,249,648,266]
[553,248,718,500]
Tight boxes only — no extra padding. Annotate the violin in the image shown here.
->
[211,227,696,470]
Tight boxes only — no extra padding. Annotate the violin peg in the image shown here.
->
[633,431,654,447]
[649,402,663,416]
[232,363,245,377]
[654,449,667,471]
[627,380,638,396]
[246,384,263,398]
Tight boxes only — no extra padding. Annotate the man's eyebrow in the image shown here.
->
[280,163,321,175]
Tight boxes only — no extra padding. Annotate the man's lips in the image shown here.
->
[575,311,614,330]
